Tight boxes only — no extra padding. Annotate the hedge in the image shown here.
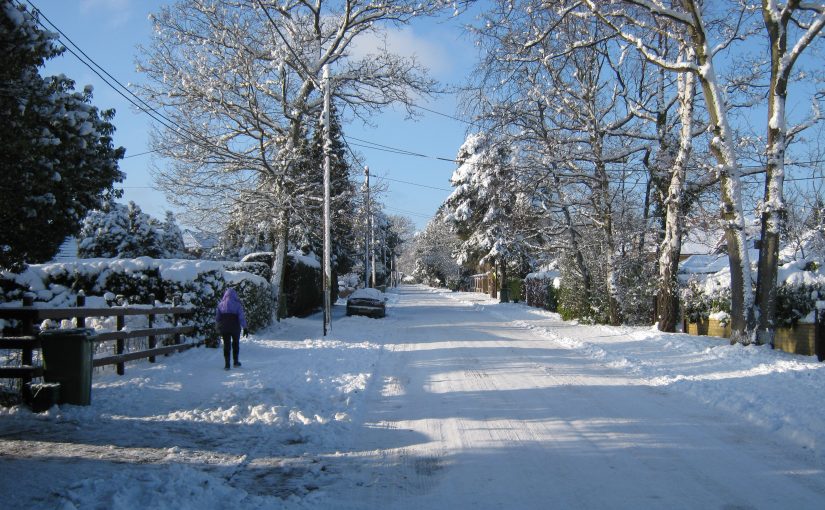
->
[524,272,558,312]
[1,258,274,341]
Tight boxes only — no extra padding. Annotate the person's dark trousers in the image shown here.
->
[222,333,240,368]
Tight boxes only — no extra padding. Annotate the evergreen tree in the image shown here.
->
[77,201,168,258]
[444,132,529,290]
[0,1,124,269]
[159,211,186,258]
[299,103,358,275]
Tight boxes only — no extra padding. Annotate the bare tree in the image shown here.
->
[582,0,762,340]
[466,1,650,323]
[755,1,825,344]
[136,0,442,316]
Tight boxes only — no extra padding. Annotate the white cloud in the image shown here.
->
[348,27,451,78]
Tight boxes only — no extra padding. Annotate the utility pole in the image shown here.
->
[364,166,371,288]
[371,215,377,288]
[322,64,332,336]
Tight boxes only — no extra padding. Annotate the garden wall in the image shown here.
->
[684,318,820,358]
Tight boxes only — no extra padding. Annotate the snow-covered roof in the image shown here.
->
[681,218,762,256]
[678,254,728,275]
[349,287,384,301]
[51,236,78,262]
[182,230,217,251]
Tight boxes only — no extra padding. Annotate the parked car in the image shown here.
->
[346,288,386,318]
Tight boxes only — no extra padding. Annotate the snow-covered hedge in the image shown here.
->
[283,251,322,317]
[239,250,323,317]
[681,258,825,327]
[0,258,274,339]
[524,272,558,311]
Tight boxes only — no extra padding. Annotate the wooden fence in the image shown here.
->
[0,294,198,391]
[683,314,825,361]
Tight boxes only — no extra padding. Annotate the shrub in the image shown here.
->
[680,279,730,324]
[508,279,523,302]
[1,258,274,342]
[282,252,322,317]
[615,257,657,326]
[680,278,710,323]
[775,283,824,327]
[524,273,557,311]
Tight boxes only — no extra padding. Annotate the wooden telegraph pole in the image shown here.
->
[322,64,332,336]
[364,166,372,288]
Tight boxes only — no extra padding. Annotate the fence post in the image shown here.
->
[21,294,34,387]
[75,291,86,329]
[148,294,156,363]
[173,293,182,345]
[116,314,125,376]
[816,307,825,362]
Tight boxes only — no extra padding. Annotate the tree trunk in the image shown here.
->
[271,209,290,321]
[657,61,695,332]
[500,257,509,303]
[556,174,592,313]
[685,3,755,341]
[756,5,793,346]
[593,138,621,326]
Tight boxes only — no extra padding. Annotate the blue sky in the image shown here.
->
[32,0,480,230]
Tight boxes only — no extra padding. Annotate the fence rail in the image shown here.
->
[0,295,198,392]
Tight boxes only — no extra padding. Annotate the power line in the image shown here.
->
[124,149,159,159]
[26,0,225,161]
[346,135,457,163]
[347,131,825,187]
[406,102,479,127]
[377,176,452,192]
[384,206,434,219]
[26,0,158,117]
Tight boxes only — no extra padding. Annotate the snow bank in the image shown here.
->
[443,289,825,463]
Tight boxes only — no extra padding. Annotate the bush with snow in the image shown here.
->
[524,272,558,311]
[681,256,825,327]
[0,258,274,340]
[77,201,186,259]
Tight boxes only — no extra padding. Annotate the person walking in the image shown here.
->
[215,287,248,370]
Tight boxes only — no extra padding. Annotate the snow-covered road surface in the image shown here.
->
[2,285,824,509]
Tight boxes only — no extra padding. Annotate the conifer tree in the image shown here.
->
[0,1,124,269]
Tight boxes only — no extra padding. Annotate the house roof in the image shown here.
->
[182,230,217,250]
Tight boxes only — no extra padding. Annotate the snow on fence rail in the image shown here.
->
[0,294,197,393]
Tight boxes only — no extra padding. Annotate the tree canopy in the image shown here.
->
[0,0,124,270]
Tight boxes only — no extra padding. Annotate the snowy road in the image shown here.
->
[323,286,825,509]
[1,285,824,509]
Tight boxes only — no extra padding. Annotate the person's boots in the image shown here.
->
[233,359,241,367]
[224,356,231,370]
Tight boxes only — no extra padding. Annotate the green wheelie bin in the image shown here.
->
[39,328,96,406]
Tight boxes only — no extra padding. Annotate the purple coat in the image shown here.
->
[216,288,247,335]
